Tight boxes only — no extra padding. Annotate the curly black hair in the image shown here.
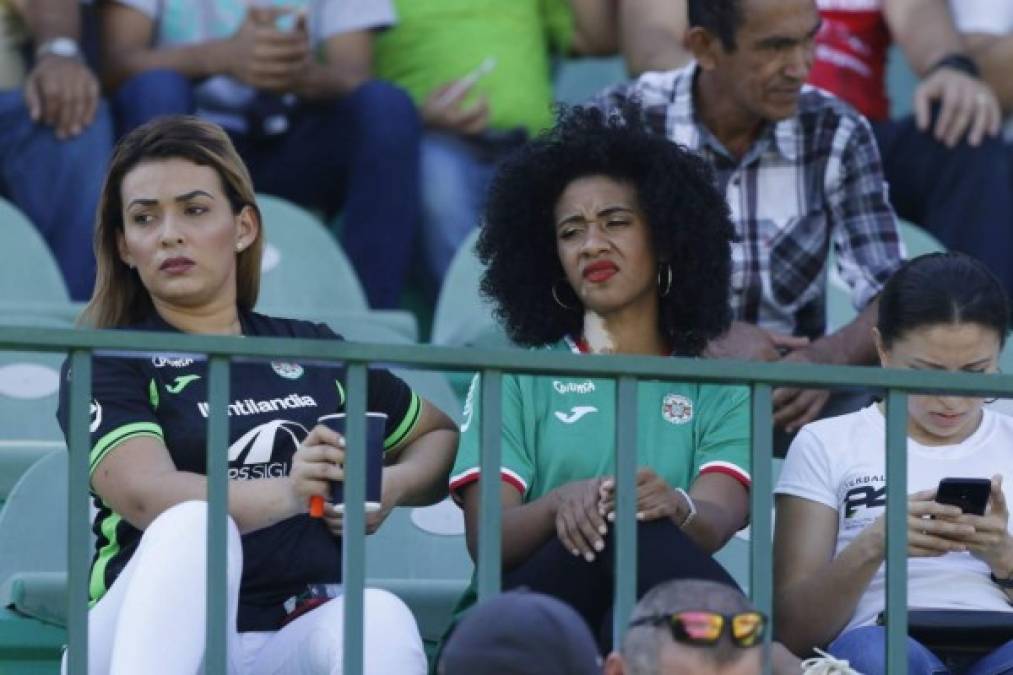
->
[476,104,735,356]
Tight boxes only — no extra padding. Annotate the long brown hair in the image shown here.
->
[81,116,263,328]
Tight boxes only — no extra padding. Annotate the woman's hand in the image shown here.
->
[320,469,406,537]
[860,488,975,557]
[954,475,1013,575]
[551,478,608,562]
[289,424,346,514]
[599,468,691,525]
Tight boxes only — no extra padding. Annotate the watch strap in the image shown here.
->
[928,53,981,79]
[35,37,82,61]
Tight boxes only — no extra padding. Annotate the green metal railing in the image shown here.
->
[5,325,1013,675]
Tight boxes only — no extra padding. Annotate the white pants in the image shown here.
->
[63,501,427,675]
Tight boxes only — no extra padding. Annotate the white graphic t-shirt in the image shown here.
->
[777,404,1013,635]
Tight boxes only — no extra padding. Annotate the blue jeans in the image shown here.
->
[829,626,1013,675]
[0,90,112,300]
[114,69,421,309]
[873,116,1013,303]
[419,132,500,289]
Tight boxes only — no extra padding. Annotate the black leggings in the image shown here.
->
[502,519,741,653]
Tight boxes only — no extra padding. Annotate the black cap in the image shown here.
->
[439,591,601,675]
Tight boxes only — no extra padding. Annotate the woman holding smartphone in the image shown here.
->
[774,252,1013,674]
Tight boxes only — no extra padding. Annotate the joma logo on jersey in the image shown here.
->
[553,380,596,395]
[197,393,318,418]
[843,485,886,518]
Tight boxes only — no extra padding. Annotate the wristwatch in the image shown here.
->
[35,37,82,61]
[990,572,1013,589]
[928,53,981,79]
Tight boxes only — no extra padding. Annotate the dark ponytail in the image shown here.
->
[877,252,1009,350]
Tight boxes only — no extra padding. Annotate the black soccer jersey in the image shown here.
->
[56,311,422,631]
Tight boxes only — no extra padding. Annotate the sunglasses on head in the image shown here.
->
[628,610,767,648]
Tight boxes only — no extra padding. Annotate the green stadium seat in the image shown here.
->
[553,55,628,105]
[255,194,419,341]
[827,219,946,332]
[0,197,71,309]
[431,230,506,350]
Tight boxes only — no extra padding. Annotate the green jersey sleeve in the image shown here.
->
[449,372,534,503]
[692,384,751,489]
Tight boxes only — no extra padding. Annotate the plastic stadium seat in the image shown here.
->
[553,55,628,105]
[826,219,945,332]
[430,229,510,350]
[255,194,369,312]
[255,194,419,341]
[0,197,70,306]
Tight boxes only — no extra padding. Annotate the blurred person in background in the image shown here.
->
[590,0,904,448]
[373,0,692,295]
[0,0,112,300]
[100,0,421,309]
[809,0,1013,304]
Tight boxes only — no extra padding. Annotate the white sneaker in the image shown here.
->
[799,648,863,675]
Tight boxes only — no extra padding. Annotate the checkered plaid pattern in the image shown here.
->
[590,63,904,338]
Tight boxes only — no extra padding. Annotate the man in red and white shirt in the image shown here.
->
[809,0,1013,303]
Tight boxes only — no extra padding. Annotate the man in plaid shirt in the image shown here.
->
[591,0,904,440]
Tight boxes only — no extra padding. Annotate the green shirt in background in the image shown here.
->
[374,0,574,137]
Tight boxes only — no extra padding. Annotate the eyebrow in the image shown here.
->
[127,190,216,208]
[556,205,635,228]
[910,357,993,370]
[755,19,822,48]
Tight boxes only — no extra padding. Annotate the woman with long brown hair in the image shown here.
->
[59,116,458,674]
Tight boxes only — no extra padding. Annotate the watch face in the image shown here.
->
[41,37,80,59]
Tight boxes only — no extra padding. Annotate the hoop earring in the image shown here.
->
[551,280,578,311]
[658,263,673,298]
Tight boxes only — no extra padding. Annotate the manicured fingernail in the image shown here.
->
[607,512,615,522]
[594,540,604,552]
[636,512,645,521]
[584,552,595,562]
[571,548,580,557]
[598,524,607,535]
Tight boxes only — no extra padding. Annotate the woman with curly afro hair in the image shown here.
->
[444,104,759,655]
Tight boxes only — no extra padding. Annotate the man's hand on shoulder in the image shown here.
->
[915,66,1002,148]
[25,50,99,139]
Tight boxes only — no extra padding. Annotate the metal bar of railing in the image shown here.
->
[205,356,230,674]
[343,364,368,675]
[477,370,503,600]
[885,389,909,674]
[33,327,990,674]
[612,376,638,642]
[66,350,91,675]
[749,383,774,675]
[6,326,1012,397]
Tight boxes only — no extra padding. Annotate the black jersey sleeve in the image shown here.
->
[57,353,163,483]
[309,322,422,454]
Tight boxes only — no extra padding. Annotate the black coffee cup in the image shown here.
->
[317,412,387,513]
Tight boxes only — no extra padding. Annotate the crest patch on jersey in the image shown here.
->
[661,394,693,425]
[271,362,304,380]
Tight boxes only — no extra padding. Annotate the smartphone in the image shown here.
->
[935,477,991,516]
[434,57,498,107]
